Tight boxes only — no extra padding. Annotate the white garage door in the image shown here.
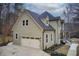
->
[21,38,40,48]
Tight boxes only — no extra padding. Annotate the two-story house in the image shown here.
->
[12,9,64,50]
[38,11,64,44]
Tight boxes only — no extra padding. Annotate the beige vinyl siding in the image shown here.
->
[12,12,43,49]
[13,13,43,37]
[44,31,55,49]
[49,21,61,44]
[41,16,61,44]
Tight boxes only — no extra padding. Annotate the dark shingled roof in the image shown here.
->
[24,9,55,31]
[38,11,60,21]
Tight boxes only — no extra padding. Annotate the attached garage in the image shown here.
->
[21,37,41,49]
[12,9,56,50]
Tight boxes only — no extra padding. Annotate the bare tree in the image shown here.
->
[63,3,79,40]
[0,3,25,45]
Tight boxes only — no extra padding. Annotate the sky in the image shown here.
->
[24,3,67,19]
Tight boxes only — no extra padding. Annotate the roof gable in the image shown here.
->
[12,9,55,31]
[38,11,60,21]
[24,9,55,31]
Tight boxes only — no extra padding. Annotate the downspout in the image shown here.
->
[54,30,56,45]
[56,21,58,44]
[57,20,60,44]
[42,30,45,50]
[63,23,65,41]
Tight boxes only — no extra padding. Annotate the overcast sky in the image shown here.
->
[24,3,67,19]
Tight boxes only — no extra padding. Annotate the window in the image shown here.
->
[23,20,25,26]
[46,34,48,42]
[51,34,52,41]
[46,20,49,26]
[16,34,18,39]
[46,20,48,24]
[26,20,28,25]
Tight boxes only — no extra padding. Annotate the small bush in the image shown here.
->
[51,51,66,56]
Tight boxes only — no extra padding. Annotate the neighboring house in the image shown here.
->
[12,9,64,50]
[64,23,79,38]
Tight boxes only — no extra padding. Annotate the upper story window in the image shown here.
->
[46,20,49,26]
[23,20,28,26]
[26,20,28,25]
[46,34,48,42]
[46,20,48,24]
[23,20,25,26]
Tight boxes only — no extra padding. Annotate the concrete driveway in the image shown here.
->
[67,43,78,56]
[0,44,49,56]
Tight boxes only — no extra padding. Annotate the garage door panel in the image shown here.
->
[21,38,40,48]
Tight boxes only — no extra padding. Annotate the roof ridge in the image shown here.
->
[41,11,54,17]
[12,9,55,31]
[24,9,55,31]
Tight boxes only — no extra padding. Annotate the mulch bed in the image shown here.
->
[44,44,70,56]
[54,45,70,56]
[44,44,65,55]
